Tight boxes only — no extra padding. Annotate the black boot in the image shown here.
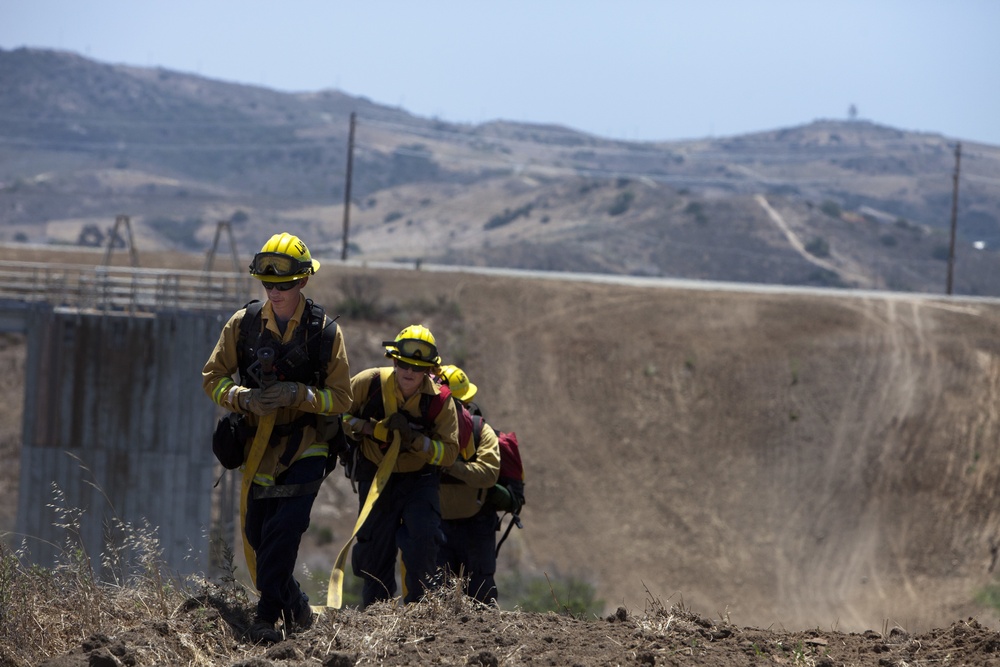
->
[248,617,282,644]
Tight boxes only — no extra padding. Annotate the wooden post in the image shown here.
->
[341,112,357,261]
[946,143,961,295]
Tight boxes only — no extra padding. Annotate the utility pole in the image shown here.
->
[341,112,356,261]
[946,142,961,295]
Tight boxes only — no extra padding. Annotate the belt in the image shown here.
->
[251,477,324,499]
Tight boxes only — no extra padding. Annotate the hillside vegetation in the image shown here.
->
[1,47,999,296]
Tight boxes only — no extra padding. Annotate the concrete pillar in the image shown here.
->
[15,305,230,580]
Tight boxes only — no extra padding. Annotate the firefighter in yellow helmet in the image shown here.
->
[436,364,501,604]
[342,324,459,608]
[202,232,353,643]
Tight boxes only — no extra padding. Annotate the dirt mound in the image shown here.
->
[30,585,1000,667]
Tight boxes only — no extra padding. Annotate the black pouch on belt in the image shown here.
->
[212,412,246,469]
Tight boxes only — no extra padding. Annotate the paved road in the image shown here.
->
[335,257,1000,306]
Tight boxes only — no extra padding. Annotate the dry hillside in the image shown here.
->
[2,246,1000,646]
[4,49,1000,298]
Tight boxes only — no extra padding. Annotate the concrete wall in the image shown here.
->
[14,305,230,579]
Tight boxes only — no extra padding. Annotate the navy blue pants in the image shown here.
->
[352,467,443,608]
[438,511,499,604]
[245,455,326,623]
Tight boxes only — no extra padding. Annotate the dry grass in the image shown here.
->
[0,508,575,666]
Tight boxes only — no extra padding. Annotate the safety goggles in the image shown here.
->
[383,337,438,363]
[261,279,301,292]
[394,358,430,373]
[249,252,313,277]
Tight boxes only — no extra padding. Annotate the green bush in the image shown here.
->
[499,570,604,617]
[336,275,385,320]
[806,268,847,287]
[820,200,842,218]
[147,216,203,249]
[684,201,708,225]
[976,581,1000,611]
[805,237,830,258]
[608,191,634,217]
[485,204,533,230]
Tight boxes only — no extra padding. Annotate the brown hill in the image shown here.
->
[4,245,999,639]
[2,48,1000,296]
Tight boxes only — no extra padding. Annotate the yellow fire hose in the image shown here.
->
[240,411,275,586]
[323,367,400,610]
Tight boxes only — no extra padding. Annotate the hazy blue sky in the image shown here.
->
[2,1,998,146]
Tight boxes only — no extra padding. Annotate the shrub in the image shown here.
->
[499,570,604,617]
[76,224,105,247]
[820,200,842,219]
[147,216,203,249]
[805,237,830,258]
[931,245,951,261]
[336,275,385,320]
[485,204,533,230]
[684,201,708,225]
[608,191,634,217]
[806,268,847,287]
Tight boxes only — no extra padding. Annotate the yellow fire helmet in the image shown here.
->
[249,232,320,283]
[438,364,478,402]
[383,324,441,368]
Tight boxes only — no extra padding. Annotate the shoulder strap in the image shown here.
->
[236,300,264,382]
[426,384,451,422]
[472,415,484,449]
[303,299,340,384]
[359,370,384,421]
[237,300,263,350]
[378,367,398,416]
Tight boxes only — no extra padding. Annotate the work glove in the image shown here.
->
[371,416,394,443]
[385,412,416,440]
[240,387,274,416]
[401,432,428,453]
[256,382,299,412]
[381,412,425,452]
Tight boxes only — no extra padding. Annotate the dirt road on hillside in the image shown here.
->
[755,194,873,288]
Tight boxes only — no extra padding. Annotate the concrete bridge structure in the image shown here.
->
[0,259,252,579]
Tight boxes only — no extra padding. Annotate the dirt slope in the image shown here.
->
[303,265,1000,634]
[3,246,1000,639]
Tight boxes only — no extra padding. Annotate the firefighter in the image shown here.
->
[202,232,352,643]
[436,364,502,604]
[342,325,459,608]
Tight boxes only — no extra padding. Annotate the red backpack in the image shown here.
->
[471,416,525,555]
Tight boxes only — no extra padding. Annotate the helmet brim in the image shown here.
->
[456,381,478,401]
[254,273,311,283]
[385,350,440,367]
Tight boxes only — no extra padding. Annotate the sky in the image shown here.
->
[2,0,999,146]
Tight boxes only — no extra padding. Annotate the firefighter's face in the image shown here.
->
[263,277,306,315]
[394,359,427,397]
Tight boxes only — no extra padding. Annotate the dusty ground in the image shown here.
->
[27,586,1000,667]
[4,246,1000,665]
